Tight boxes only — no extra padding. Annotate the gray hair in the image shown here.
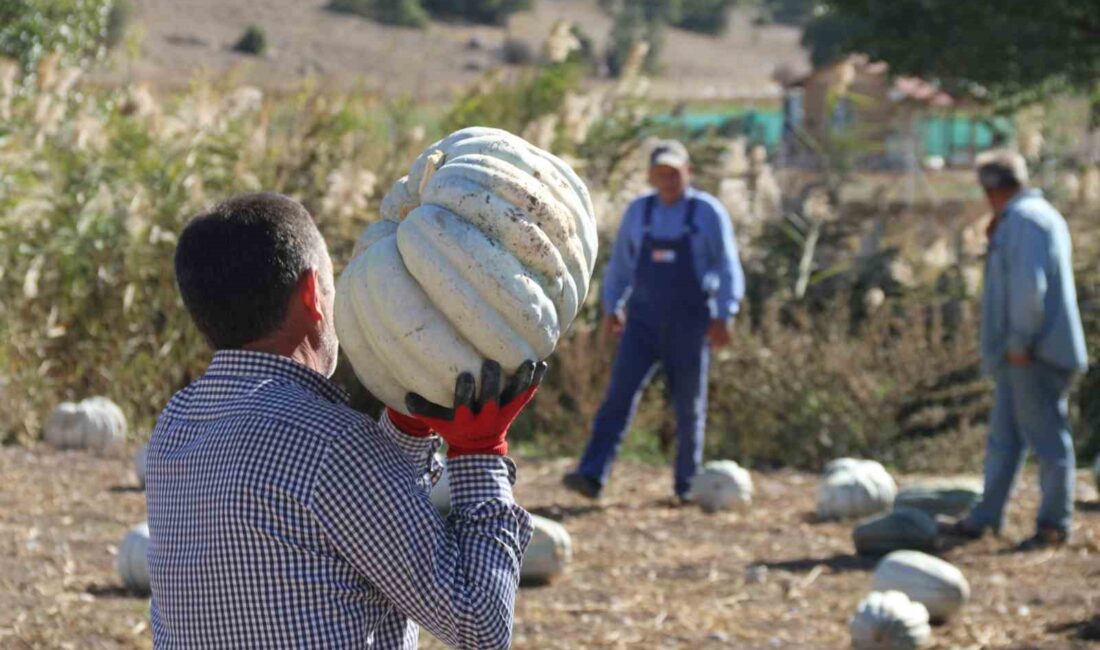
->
[976,149,1028,191]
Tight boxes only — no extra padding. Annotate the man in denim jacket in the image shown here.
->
[946,150,1088,549]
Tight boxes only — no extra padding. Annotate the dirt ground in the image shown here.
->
[0,444,1097,649]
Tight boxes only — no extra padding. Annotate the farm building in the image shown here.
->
[780,55,1012,169]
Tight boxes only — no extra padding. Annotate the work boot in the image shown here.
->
[1015,527,1068,552]
[937,518,988,541]
[562,471,601,500]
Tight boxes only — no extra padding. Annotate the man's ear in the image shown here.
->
[298,270,324,323]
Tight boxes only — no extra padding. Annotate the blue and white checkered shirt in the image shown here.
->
[145,350,532,649]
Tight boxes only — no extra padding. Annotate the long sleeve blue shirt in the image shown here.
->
[601,187,745,321]
[980,189,1088,375]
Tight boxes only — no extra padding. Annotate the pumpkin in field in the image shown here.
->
[520,515,572,585]
[43,397,127,452]
[853,507,938,556]
[894,479,982,518]
[118,522,151,596]
[817,458,897,520]
[849,590,932,649]
[688,460,753,512]
[135,445,149,489]
[335,127,598,412]
[872,550,969,623]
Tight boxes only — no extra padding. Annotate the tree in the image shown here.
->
[802,0,1100,111]
[0,0,112,72]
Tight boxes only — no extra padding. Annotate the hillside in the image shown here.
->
[88,0,809,101]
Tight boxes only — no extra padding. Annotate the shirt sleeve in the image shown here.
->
[703,199,745,321]
[601,201,641,316]
[310,425,532,650]
[377,410,443,490]
[1005,218,1050,355]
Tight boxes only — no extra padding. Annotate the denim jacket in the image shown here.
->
[980,189,1088,375]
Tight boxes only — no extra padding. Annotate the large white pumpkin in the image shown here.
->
[134,445,149,489]
[335,127,597,411]
[520,514,572,585]
[872,550,970,623]
[894,479,982,519]
[43,397,127,452]
[817,458,897,520]
[118,522,151,596]
[688,460,753,512]
[853,507,938,557]
[850,590,932,650]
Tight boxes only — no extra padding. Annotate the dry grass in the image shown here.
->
[2,444,1097,649]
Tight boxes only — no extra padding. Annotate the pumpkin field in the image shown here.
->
[1,443,1097,648]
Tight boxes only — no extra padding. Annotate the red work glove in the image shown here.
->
[384,407,434,438]
[405,359,547,458]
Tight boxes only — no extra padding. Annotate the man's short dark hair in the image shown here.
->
[175,192,323,349]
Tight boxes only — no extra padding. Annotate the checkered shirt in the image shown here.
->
[145,350,532,649]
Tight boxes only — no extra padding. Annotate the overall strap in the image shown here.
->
[683,197,699,235]
[642,195,656,234]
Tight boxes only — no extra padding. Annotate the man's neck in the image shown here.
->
[658,190,687,206]
[243,335,324,375]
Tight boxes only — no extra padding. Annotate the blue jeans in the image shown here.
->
[577,317,709,498]
[967,362,1075,533]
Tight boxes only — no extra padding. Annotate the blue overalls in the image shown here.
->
[578,196,711,498]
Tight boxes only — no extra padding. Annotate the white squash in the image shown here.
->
[850,590,932,649]
[43,397,127,452]
[688,460,753,512]
[872,550,970,623]
[336,127,597,411]
[118,522,151,596]
[894,479,982,518]
[853,507,938,556]
[817,458,897,520]
[520,514,572,585]
[429,454,450,515]
[135,445,149,489]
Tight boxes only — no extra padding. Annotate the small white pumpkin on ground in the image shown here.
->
[894,479,982,518]
[688,460,753,512]
[817,458,897,520]
[44,396,127,453]
[336,127,598,412]
[853,507,938,556]
[520,515,572,585]
[850,590,932,649]
[872,550,969,623]
[134,445,149,489]
[118,522,151,596]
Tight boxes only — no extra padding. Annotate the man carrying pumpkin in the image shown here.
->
[942,150,1088,550]
[146,192,540,649]
[563,140,745,503]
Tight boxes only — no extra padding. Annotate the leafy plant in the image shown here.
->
[327,0,429,28]
[233,25,268,56]
[0,0,112,72]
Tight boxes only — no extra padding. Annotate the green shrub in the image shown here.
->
[0,0,113,72]
[105,0,132,49]
[442,62,582,134]
[233,25,267,56]
[673,0,735,34]
[422,0,533,25]
[500,38,533,65]
[326,0,429,28]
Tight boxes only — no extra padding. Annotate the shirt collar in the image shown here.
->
[1002,187,1041,215]
[205,349,349,405]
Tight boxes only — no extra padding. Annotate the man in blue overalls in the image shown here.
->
[564,140,745,502]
